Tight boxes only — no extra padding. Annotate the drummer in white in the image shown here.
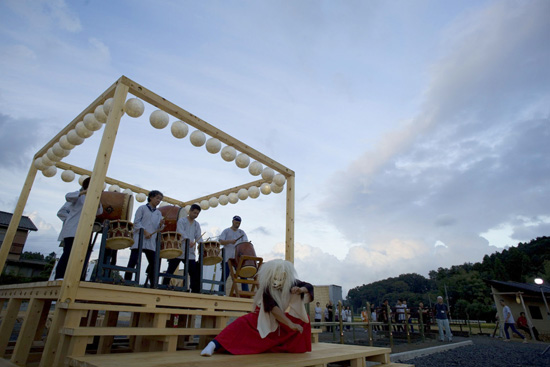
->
[124,190,164,285]
[163,203,203,293]
[218,215,249,292]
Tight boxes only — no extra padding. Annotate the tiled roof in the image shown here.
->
[486,279,550,295]
[0,211,38,231]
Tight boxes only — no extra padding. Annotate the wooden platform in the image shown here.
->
[67,342,411,367]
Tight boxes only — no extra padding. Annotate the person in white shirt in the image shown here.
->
[55,177,103,280]
[162,204,203,293]
[124,190,164,285]
[499,299,527,343]
[218,215,249,292]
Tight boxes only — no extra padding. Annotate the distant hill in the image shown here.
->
[347,236,550,321]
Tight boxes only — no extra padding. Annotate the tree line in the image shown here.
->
[346,236,550,321]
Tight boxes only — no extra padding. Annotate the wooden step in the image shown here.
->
[68,342,394,367]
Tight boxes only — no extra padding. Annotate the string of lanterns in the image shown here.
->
[35,97,287,211]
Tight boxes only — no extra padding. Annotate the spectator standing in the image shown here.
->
[314,302,323,323]
[434,296,453,342]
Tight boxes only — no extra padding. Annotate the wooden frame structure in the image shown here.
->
[0,76,296,366]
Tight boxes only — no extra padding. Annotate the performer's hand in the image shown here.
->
[289,323,303,333]
[291,286,302,294]
[144,231,152,239]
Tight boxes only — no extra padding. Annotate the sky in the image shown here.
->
[0,0,549,296]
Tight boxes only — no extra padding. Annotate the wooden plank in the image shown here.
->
[59,302,247,318]
[11,298,45,365]
[120,76,294,177]
[285,175,295,263]
[0,164,37,273]
[57,81,129,307]
[0,299,22,357]
[61,327,224,337]
[97,311,118,354]
[67,343,392,367]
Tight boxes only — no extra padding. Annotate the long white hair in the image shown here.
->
[253,259,297,311]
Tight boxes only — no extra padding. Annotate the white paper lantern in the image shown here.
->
[205,138,221,154]
[67,130,84,145]
[273,174,286,187]
[79,175,89,186]
[75,121,93,139]
[103,182,107,190]
[33,157,46,171]
[261,167,275,182]
[218,195,229,206]
[94,105,107,123]
[150,110,169,129]
[83,113,102,131]
[228,192,239,204]
[271,183,284,193]
[235,153,250,169]
[260,183,272,195]
[108,184,121,192]
[42,165,57,177]
[46,148,62,162]
[248,186,260,199]
[59,135,75,150]
[61,170,75,182]
[136,193,147,202]
[124,98,145,118]
[248,161,263,176]
[171,121,188,139]
[237,188,249,200]
[221,146,237,162]
[200,200,210,210]
[190,130,206,147]
[103,98,114,116]
[53,143,69,157]
[41,154,54,167]
[208,197,219,208]
[123,188,133,195]
[185,205,191,213]
[159,201,170,207]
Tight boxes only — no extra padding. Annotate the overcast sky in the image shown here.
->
[1,0,548,295]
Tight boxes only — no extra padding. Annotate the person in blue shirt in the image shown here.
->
[434,296,453,342]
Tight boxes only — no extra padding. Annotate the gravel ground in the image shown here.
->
[317,330,550,367]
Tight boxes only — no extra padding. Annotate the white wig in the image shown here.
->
[253,259,297,311]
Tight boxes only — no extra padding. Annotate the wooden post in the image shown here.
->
[40,81,129,367]
[11,298,46,365]
[419,305,425,342]
[285,174,295,263]
[518,293,537,340]
[0,163,38,272]
[338,301,344,344]
[366,302,373,346]
[405,307,411,344]
[387,303,393,348]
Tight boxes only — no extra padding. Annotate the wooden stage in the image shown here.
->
[0,281,413,367]
[67,343,410,367]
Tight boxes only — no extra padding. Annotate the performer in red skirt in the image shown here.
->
[201,259,314,356]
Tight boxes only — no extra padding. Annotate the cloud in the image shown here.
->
[323,0,550,274]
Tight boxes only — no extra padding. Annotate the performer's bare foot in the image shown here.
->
[201,341,216,357]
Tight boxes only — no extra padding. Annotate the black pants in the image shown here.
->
[162,258,200,293]
[55,237,92,280]
[124,249,156,282]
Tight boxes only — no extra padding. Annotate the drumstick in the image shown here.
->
[191,232,207,247]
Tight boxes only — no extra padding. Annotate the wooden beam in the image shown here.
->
[0,163,37,273]
[55,161,269,208]
[34,78,119,159]
[285,175,295,263]
[119,76,294,177]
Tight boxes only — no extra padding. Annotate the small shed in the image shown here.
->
[488,279,550,340]
[0,211,38,262]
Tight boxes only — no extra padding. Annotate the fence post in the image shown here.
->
[405,307,411,344]
[387,303,393,349]
[367,302,373,347]
[338,301,344,344]
[419,305,425,342]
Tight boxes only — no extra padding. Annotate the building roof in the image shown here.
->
[486,279,550,296]
[0,211,38,231]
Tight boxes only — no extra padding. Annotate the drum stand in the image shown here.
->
[94,223,144,285]
[156,238,190,292]
[198,245,226,296]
